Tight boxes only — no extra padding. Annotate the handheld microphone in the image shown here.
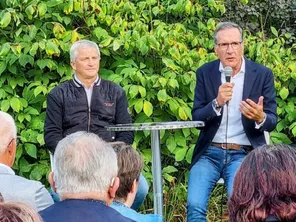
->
[224,66,232,83]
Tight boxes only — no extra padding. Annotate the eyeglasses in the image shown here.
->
[6,137,20,148]
[216,41,242,50]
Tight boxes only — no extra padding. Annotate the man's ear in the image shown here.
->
[70,61,76,71]
[6,139,16,167]
[131,179,138,194]
[108,177,119,199]
[48,172,56,193]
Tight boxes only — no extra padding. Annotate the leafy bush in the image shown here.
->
[0,0,295,221]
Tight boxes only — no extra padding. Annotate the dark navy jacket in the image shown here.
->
[40,199,135,222]
[44,77,134,153]
[191,59,277,167]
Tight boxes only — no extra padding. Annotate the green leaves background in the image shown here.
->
[0,0,295,220]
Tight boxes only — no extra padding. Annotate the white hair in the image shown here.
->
[53,131,118,195]
[70,40,101,62]
[0,111,17,153]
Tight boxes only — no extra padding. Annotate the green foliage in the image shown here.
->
[225,0,296,44]
[0,0,295,221]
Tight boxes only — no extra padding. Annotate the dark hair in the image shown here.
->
[228,144,296,222]
[0,201,42,222]
[109,142,143,202]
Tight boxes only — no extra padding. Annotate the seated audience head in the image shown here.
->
[228,144,296,222]
[109,142,143,207]
[49,131,119,206]
[0,111,17,167]
[0,201,42,222]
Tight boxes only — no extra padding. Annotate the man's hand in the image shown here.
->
[240,96,265,123]
[216,82,235,106]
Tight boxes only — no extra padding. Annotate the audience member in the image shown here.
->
[39,132,134,222]
[0,111,53,212]
[228,144,296,222]
[0,201,42,222]
[110,142,162,221]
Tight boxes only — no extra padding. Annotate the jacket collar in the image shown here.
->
[242,58,258,100]
[73,74,101,88]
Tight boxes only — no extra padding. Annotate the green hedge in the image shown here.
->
[0,0,295,220]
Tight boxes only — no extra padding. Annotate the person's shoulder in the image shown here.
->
[100,78,123,89]
[245,58,272,73]
[199,60,219,70]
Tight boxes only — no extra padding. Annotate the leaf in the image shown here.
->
[29,43,39,56]
[129,85,139,99]
[0,12,11,28]
[10,97,22,112]
[143,100,153,117]
[113,39,121,51]
[24,143,37,158]
[279,87,289,100]
[38,2,47,16]
[0,61,7,74]
[19,54,34,67]
[186,145,195,163]
[46,41,60,55]
[0,43,10,56]
[157,89,168,102]
[25,5,35,20]
[138,86,146,98]
[134,99,143,113]
[162,166,178,174]
[271,132,292,144]
[178,107,188,120]
[270,26,278,37]
[166,136,176,153]
[175,147,187,161]
[1,100,10,112]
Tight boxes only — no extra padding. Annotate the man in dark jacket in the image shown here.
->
[44,40,148,210]
[44,39,133,154]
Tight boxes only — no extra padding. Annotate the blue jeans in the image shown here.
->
[187,145,247,222]
[50,173,149,210]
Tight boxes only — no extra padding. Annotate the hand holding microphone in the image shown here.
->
[216,66,234,106]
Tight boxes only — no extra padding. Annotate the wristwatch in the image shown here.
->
[212,99,222,110]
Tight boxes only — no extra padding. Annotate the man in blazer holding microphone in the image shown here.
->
[187,22,277,221]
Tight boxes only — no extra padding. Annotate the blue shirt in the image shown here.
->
[111,201,163,222]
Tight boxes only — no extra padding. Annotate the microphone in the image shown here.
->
[224,66,232,83]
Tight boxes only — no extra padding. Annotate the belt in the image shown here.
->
[211,142,252,151]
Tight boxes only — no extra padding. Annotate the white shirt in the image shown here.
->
[74,74,101,106]
[212,57,251,145]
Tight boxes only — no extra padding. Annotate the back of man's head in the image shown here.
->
[0,111,17,166]
[110,142,143,202]
[53,131,118,197]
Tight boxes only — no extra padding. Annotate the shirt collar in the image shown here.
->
[73,74,100,88]
[219,56,246,75]
[0,163,15,175]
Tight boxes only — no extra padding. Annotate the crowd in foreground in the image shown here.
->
[1,111,296,222]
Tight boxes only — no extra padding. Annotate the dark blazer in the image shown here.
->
[191,59,277,167]
[40,199,135,222]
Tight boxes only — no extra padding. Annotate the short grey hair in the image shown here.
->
[70,40,101,62]
[214,22,243,44]
[53,131,118,195]
[0,111,17,152]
